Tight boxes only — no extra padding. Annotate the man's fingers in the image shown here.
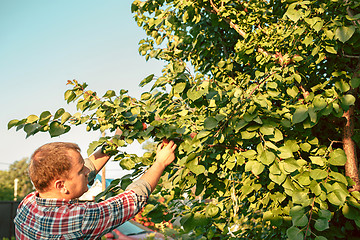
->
[158,140,177,151]
[157,142,164,152]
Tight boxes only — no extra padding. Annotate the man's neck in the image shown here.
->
[38,191,71,200]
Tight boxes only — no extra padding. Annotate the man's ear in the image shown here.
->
[54,180,68,194]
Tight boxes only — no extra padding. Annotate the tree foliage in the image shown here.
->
[8,0,360,239]
[0,158,33,201]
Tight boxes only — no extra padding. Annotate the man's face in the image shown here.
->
[63,150,90,199]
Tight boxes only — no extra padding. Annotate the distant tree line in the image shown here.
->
[0,158,33,201]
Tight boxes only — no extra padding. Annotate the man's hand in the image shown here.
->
[155,140,177,168]
[140,140,177,192]
[89,128,123,173]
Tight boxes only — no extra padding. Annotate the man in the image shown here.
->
[14,140,177,239]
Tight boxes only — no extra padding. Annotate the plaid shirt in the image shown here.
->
[14,180,150,240]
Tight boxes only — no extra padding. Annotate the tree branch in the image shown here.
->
[343,60,360,192]
[344,0,360,26]
[206,0,247,38]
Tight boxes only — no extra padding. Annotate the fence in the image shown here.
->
[0,201,20,239]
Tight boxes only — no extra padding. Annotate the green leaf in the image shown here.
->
[189,164,205,175]
[258,150,275,166]
[350,77,360,88]
[24,123,40,137]
[265,141,278,150]
[49,121,67,137]
[8,119,20,129]
[61,112,72,124]
[269,128,283,142]
[297,172,311,186]
[252,161,265,175]
[329,171,347,185]
[335,26,355,43]
[141,92,152,100]
[197,130,211,139]
[206,204,219,217]
[283,158,300,173]
[87,139,105,156]
[180,213,193,232]
[310,169,328,180]
[64,90,76,103]
[180,212,208,232]
[260,124,275,135]
[300,142,311,152]
[292,214,308,227]
[318,209,332,220]
[174,82,186,93]
[235,119,248,131]
[340,94,356,109]
[54,108,65,119]
[314,218,329,231]
[285,7,302,22]
[287,86,299,98]
[342,204,360,220]
[325,46,337,54]
[278,146,293,159]
[313,96,327,111]
[290,206,308,227]
[293,73,301,83]
[204,117,218,130]
[292,190,310,205]
[218,60,226,68]
[103,90,116,98]
[269,172,286,185]
[315,236,328,240]
[269,162,282,175]
[120,158,136,170]
[187,88,205,101]
[329,149,347,166]
[310,181,322,196]
[26,115,39,123]
[286,226,304,240]
[241,131,257,139]
[290,205,304,216]
[327,189,347,206]
[139,74,154,87]
[39,111,52,125]
[335,80,350,93]
[242,149,257,159]
[309,156,325,166]
[292,107,308,124]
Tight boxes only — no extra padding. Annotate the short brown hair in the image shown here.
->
[29,142,81,192]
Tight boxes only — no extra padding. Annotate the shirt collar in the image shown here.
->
[35,192,79,207]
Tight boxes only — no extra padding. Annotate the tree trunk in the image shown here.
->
[343,103,360,192]
[343,62,360,192]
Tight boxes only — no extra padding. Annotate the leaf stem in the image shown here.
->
[304,197,316,240]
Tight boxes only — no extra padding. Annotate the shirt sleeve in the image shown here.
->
[84,158,96,186]
[81,180,151,238]
[125,179,152,197]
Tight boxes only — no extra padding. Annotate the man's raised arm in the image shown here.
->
[140,141,177,192]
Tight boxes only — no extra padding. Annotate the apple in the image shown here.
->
[190,132,197,139]
[163,139,169,146]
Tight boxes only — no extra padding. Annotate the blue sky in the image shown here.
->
[0,0,164,178]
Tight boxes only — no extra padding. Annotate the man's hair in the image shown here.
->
[29,142,81,192]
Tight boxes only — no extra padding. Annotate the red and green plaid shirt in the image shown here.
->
[14,180,150,239]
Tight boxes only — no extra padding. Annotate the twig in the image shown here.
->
[207,0,247,38]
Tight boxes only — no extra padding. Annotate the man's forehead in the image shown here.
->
[67,149,84,164]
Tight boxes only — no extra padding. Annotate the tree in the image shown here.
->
[0,170,13,201]
[8,0,360,239]
[0,158,33,201]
